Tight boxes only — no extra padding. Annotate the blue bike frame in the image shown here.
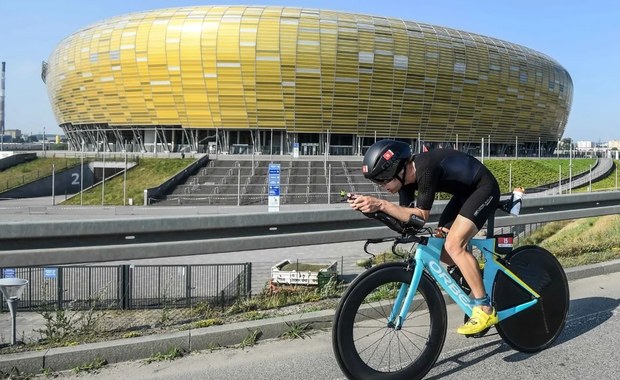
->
[388,237,541,329]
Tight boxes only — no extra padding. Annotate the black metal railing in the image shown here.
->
[0,263,251,311]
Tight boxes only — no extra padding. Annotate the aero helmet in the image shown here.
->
[362,140,412,183]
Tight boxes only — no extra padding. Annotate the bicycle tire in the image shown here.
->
[332,262,447,380]
[493,245,569,353]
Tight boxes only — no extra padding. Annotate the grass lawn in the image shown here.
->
[61,158,195,205]
[518,214,620,267]
[0,157,82,192]
[484,158,596,193]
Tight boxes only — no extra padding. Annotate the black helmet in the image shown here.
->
[362,140,412,183]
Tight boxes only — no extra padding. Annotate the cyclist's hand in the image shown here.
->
[434,227,449,238]
[349,195,382,213]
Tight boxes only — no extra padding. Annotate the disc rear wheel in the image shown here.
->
[493,246,569,352]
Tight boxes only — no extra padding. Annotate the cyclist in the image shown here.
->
[350,139,500,335]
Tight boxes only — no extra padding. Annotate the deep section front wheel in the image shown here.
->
[493,245,569,353]
[332,262,447,380]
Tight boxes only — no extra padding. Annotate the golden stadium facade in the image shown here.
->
[44,5,573,156]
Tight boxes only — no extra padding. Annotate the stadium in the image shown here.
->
[43,5,572,157]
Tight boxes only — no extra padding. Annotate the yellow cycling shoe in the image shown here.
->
[457,306,498,335]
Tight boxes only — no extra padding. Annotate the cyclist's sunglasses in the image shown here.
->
[370,177,395,185]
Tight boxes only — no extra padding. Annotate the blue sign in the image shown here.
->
[269,186,280,196]
[44,268,58,279]
[3,268,16,278]
[268,163,281,212]
[268,164,281,175]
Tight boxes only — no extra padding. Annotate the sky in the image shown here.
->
[1,0,618,142]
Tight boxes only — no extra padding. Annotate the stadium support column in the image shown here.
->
[515,135,518,159]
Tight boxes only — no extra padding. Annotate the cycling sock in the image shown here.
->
[472,295,491,307]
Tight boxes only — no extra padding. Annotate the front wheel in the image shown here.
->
[332,262,447,380]
[493,245,569,353]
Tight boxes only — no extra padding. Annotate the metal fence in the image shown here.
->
[0,263,251,312]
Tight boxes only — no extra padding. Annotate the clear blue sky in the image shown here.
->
[1,0,618,142]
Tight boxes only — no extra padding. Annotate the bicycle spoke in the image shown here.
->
[354,294,431,372]
[353,324,389,342]
[334,264,447,380]
[357,326,392,362]
[398,327,427,352]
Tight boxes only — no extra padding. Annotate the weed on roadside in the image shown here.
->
[145,347,184,364]
[72,356,107,374]
[238,329,262,348]
[0,367,33,379]
[192,318,224,328]
[281,321,312,340]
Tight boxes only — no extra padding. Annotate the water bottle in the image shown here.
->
[509,187,524,216]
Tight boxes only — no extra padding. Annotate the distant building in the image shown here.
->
[608,140,620,150]
[577,141,593,149]
[4,129,21,139]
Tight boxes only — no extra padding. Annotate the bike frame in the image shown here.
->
[388,236,541,329]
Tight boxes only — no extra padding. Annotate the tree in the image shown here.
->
[559,138,572,150]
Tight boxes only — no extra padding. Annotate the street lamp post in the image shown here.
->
[237,162,241,206]
[101,152,106,205]
[0,278,29,345]
[327,164,332,205]
[80,140,84,206]
[559,164,562,195]
[52,164,55,206]
[488,135,491,158]
[569,143,573,194]
[509,163,512,192]
[515,136,518,159]
[123,149,127,206]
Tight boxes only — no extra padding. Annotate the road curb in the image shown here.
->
[2,259,620,376]
[0,309,334,376]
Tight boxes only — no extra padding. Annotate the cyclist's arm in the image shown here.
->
[349,195,430,223]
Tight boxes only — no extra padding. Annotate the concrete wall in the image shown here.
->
[0,163,94,198]
[0,152,36,171]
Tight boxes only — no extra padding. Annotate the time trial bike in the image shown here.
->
[332,200,569,380]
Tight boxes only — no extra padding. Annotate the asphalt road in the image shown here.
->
[57,271,620,380]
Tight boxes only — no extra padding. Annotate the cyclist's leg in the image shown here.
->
[447,216,498,335]
[437,195,464,266]
[449,179,500,300]
[448,181,500,334]
[443,216,484,299]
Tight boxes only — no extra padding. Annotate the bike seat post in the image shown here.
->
[486,211,495,238]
